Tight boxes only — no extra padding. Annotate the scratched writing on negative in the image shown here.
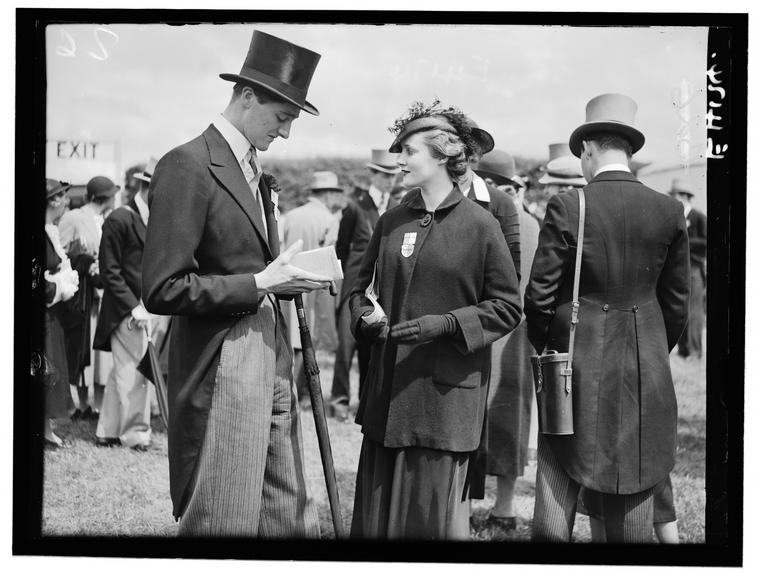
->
[55,27,120,61]
[706,52,728,160]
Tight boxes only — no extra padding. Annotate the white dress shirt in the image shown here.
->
[368,184,389,216]
[594,163,631,176]
[134,192,150,227]
[213,114,267,236]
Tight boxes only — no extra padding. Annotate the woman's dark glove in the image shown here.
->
[357,305,389,343]
[390,313,458,344]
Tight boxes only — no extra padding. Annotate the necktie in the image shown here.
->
[244,149,267,236]
[378,191,387,215]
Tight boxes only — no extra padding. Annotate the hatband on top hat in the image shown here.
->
[475,149,517,187]
[309,170,343,192]
[569,93,645,157]
[86,176,120,200]
[366,149,400,174]
[134,157,159,183]
[670,177,694,197]
[220,30,321,116]
[46,178,71,200]
[389,116,458,153]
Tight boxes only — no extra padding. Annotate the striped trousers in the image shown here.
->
[179,297,320,537]
[532,436,654,542]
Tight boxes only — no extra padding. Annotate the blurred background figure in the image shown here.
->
[389,183,407,203]
[280,170,344,404]
[332,149,399,421]
[472,148,540,531]
[93,170,156,450]
[57,175,118,422]
[122,163,146,207]
[669,178,706,361]
[538,142,587,200]
[42,179,79,448]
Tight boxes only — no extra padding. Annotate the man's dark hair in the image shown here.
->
[232,82,281,105]
[587,132,634,158]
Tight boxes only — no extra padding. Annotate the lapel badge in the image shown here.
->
[401,232,416,258]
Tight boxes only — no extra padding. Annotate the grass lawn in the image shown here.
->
[42,349,705,543]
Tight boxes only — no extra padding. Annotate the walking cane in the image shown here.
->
[294,292,346,538]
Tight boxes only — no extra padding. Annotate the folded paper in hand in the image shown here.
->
[362,262,386,325]
[290,246,344,281]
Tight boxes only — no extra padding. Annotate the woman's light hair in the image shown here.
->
[420,129,468,181]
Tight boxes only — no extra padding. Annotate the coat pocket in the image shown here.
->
[431,341,483,389]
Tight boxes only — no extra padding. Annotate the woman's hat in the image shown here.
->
[669,178,694,197]
[475,149,517,187]
[134,157,159,183]
[569,93,645,157]
[86,176,120,199]
[45,178,71,200]
[366,149,400,174]
[467,118,495,156]
[309,171,343,193]
[388,116,457,153]
[220,30,321,116]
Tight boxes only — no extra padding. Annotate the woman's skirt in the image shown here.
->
[44,305,74,419]
[351,436,471,540]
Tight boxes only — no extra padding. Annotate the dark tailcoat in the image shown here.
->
[93,199,146,352]
[349,187,522,452]
[335,187,397,310]
[525,171,690,494]
[469,180,522,279]
[141,124,281,518]
[686,207,707,277]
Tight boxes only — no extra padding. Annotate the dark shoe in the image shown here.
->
[96,437,121,447]
[70,408,83,422]
[131,444,149,452]
[487,514,517,531]
[82,406,100,421]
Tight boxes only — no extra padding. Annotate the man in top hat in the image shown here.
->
[142,30,330,537]
[472,149,541,528]
[280,170,344,402]
[332,149,399,421]
[58,176,119,422]
[539,142,588,197]
[93,170,160,451]
[458,121,521,280]
[669,178,706,360]
[525,93,690,542]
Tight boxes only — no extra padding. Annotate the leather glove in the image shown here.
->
[390,313,458,344]
[357,305,389,343]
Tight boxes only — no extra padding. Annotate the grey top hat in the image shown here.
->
[538,151,587,187]
[220,30,321,116]
[309,171,343,192]
[134,157,159,183]
[475,149,517,187]
[366,149,400,174]
[547,142,572,162]
[569,93,645,157]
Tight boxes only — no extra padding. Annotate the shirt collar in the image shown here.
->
[368,184,385,209]
[463,174,491,203]
[595,163,631,176]
[134,193,150,225]
[213,114,255,166]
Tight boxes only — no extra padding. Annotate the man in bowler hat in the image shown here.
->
[332,149,400,421]
[525,93,690,542]
[142,30,330,536]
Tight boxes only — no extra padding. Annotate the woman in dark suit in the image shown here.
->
[349,101,522,540]
[42,179,80,447]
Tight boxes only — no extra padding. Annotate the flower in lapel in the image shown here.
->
[262,173,282,221]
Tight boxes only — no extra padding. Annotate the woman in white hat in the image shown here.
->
[349,100,521,539]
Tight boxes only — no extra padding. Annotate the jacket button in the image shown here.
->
[602,304,609,312]
[265,260,272,265]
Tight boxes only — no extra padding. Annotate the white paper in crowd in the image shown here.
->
[290,245,344,281]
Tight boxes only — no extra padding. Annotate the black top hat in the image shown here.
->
[220,30,321,116]
[45,178,71,200]
[86,176,120,200]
